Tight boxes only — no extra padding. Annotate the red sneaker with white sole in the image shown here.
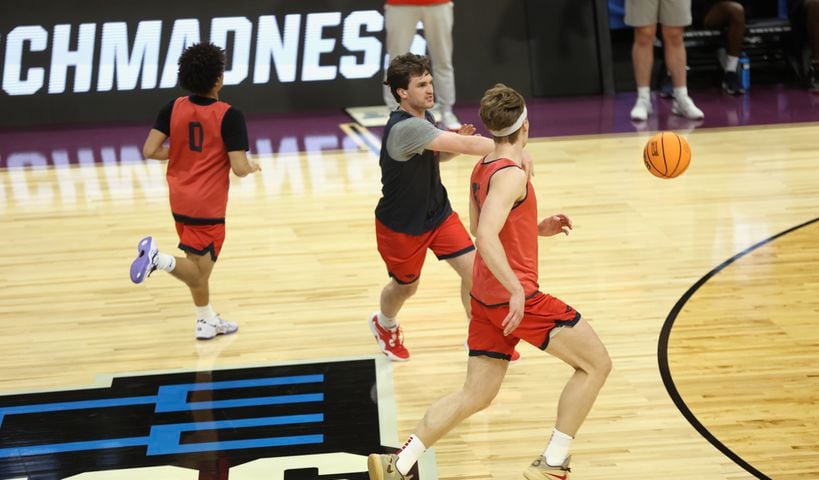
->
[369,313,410,361]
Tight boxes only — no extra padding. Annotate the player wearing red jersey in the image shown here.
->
[366,84,611,480]
[370,54,531,363]
[130,42,260,340]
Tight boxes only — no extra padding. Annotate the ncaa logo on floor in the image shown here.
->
[0,358,434,479]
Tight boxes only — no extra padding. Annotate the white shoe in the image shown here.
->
[672,95,705,120]
[629,98,653,121]
[440,110,462,130]
[196,315,239,340]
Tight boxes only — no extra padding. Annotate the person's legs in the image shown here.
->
[383,5,423,108]
[704,1,745,58]
[379,278,419,319]
[369,278,418,361]
[544,319,612,437]
[661,25,705,119]
[519,319,611,479]
[420,2,460,128]
[661,25,687,88]
[172,224,236,336]
[170,250,237,340]
[632,25,658,89]
[368,355,508,477]
[625,0,660,120]
[130,225,235,339]
[444,250,473,318]
[414,355,508,446]
[170,250,215,306]
[372,219,430,360]
[704,1,746,94]
[630,24,657,120]
[429,212,475,318]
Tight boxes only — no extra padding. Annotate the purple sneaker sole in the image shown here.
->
[130,236,154,284]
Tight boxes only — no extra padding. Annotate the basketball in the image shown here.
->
[643,132,691,179]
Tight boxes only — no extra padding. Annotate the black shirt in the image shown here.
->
[375,110,452,235]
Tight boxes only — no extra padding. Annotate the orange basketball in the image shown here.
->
[643,131,691,179]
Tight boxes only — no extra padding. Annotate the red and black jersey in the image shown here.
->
[153,95,248,224]
[469,158,539,306]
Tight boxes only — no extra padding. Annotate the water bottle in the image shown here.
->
[739,53,750,91]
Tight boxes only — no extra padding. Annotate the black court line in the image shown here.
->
[657,216,819,480]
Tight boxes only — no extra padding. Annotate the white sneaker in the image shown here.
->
[440,110,462,130]
[196,315,239,340]
[672,95,705,120]
[629,98,653,121]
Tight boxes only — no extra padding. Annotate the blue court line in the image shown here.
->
[0,413,324,458]
[0,437,150,458]
[155,375,325,412]
[0,396,157,420]
[148,434,324,455]
[168,393,324,412]
[0,374,325,425]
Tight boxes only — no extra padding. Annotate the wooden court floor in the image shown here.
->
[1,122,817,479]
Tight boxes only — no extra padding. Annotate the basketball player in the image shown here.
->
[130,42,260,340]
[367,84,611,479]
[370,53,530,362]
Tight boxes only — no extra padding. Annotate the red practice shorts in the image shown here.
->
[175,222,225,261]
[376,212,475,284]
[468,292,582,360]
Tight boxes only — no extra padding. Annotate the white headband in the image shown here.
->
[488,106,527,137]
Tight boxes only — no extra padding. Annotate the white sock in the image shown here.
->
[395,434,426,475]
[673,86,689,100]
[156,252,176,272]
[543,428,573,466]
[637,86,650,102]
[196,304,217,323]
[377,312,398,330]
[725,55,739,72]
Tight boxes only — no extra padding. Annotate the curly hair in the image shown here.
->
[479,83,526,144]
[177,42,225,95]
[384,53,431,103]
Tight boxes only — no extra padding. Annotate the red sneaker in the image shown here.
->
[369,313,410,361]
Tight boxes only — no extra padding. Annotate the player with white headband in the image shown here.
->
[367,83,611,480]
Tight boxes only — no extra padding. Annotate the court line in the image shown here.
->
[338,123,381,157]
[657,216,819,480]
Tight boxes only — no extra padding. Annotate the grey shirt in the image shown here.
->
[386,116,444,161]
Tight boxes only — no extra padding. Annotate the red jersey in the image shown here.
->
[167,96,232,223]
[386,0,450,5]
[470,158,539,306]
